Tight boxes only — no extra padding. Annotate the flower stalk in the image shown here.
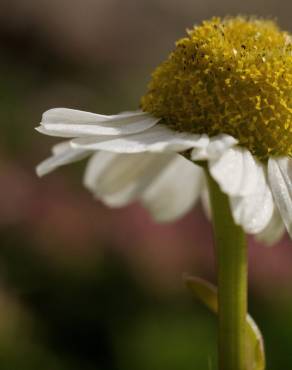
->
[206,172,248,370]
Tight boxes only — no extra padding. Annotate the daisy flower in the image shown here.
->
[36,16,292,369]
[36,17,291,246]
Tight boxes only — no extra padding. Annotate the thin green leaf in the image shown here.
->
[184,275,265,370]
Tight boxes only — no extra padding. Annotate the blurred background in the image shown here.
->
[0,0,292,369]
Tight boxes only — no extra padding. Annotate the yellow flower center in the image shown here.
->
[141,17,292,160]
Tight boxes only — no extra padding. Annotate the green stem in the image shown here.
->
[206,172,247,370]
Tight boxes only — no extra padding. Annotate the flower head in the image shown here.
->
[141,17,292,160]
[36,17,292,245]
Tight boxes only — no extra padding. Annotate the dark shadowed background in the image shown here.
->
[0,1,291,369]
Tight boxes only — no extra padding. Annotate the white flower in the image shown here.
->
[36,17,292,246]
[36,107,291,245]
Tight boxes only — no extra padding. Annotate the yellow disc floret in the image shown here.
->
[141,17,292,159]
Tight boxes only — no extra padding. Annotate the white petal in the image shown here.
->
[84,151,175,207]
[51,141,73,155]
[230,164,274,234]
[36,142,90,177]
[268,157,292,238]
[38,109,159,137]
[191,134,237,161]
[209,147,260,197]
[72,125,209,153]
[85,151,203,221]
[256,207,286,246]
[42,108,109,123]
[141,155,203,222]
